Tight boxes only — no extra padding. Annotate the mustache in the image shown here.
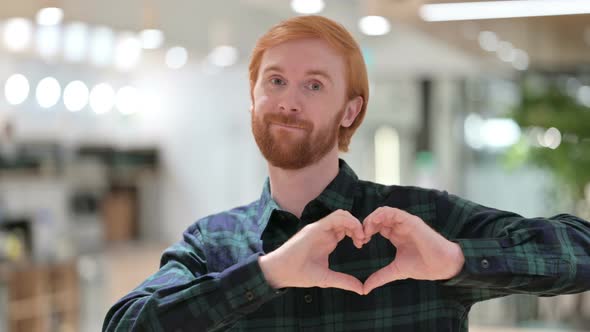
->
[263,113,313,130]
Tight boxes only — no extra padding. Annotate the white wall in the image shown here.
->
[154,66,268,242]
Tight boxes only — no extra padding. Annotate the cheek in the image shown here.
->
[253,94,273,114]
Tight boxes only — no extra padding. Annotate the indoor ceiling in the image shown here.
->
[381,0,590,71]
[0,0,588,72]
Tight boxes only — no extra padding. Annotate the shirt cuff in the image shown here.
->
[441,238,510,287]
[219,253,286,313]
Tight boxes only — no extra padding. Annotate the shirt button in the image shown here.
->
[481,259,490,269]
[304,294,313,303]
[245,291,255,301]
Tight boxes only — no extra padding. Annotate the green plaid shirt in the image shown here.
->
[104,159,590,331]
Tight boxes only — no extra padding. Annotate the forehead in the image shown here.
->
[259,38,346,78]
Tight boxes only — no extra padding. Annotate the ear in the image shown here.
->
[340,96,363,128]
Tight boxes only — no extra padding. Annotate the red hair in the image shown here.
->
[248,15,369,152]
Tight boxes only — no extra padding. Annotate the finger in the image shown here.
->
[379,227,406,247]
[326,210,365,244]
[344,229,363,249]
[364,207,418,242]
[379,226,393,239]
[363,208,387,240]
[340,211,365,241]
[362,262,401,295]
[321,270,364,295]
[366,207,416,227]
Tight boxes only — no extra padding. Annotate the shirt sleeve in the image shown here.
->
[102,222,285,332]
[435,190,590,303]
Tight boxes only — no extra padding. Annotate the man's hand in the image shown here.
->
[259,209,365,295]
[361,207,465,295]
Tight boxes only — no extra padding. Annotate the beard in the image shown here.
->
[251,107,344,170]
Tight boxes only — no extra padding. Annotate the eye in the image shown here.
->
[270,77,286,86]
[306,81,323,91]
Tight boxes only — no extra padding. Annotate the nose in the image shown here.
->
[277,86,301,113]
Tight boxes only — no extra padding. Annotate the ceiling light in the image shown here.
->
[4,74,30,105]
[89,83,115,114]
[64,22,89,62]
[139,29,164,49]
[36,25,61,58]
[420,0,590,22]
[36,7,64,26]
[89,26,114,67]
[165,46,188,69]
[3,18,33,52]
[290,0,325,14]
[114,32,142,71]
[358,16,391,36]
[36,77,61,108]
[63,80,89,112]
[512,50,529,71]
[497,41,515,62]
[478,31,498,52]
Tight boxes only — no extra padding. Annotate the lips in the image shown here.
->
[270,122,305,130]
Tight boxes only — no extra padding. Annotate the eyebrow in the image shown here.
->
[262,65,334,84]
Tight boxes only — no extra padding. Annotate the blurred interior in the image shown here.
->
[0,0,589,331]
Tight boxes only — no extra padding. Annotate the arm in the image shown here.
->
[103,209,366,331]
[439,191,590,299]
[102,223,283,332]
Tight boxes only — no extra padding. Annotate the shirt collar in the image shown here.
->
[256,158,358,228]
[314,158,358,212]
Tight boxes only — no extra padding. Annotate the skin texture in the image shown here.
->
[251,38,356,171]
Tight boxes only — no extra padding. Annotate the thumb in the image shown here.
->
[363,263,401,295]
[321,270,364,295]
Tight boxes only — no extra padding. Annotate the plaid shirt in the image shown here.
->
[103,159,590,331]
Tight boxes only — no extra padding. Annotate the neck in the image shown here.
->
[267,147,340,218]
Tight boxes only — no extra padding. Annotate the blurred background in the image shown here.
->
[0,0,589,331]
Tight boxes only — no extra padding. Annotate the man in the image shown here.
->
[103,15,590,331]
